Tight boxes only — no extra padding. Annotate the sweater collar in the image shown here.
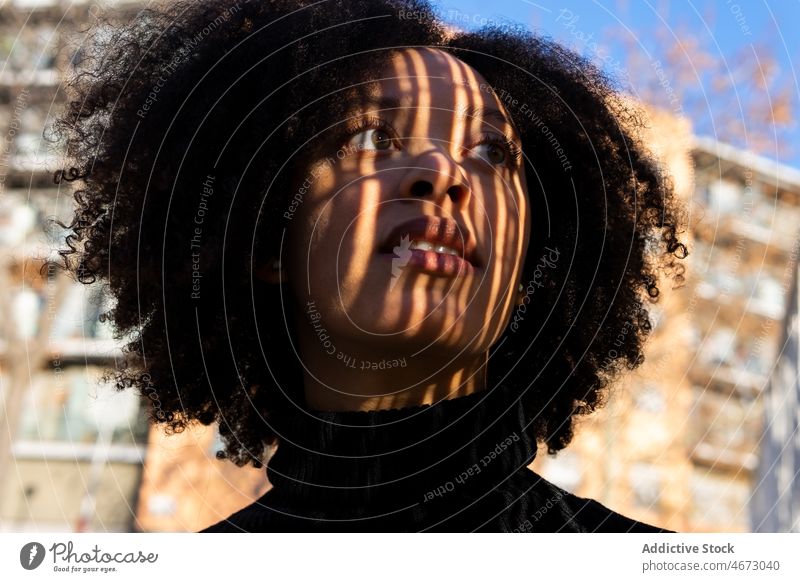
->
[265,381,539,509]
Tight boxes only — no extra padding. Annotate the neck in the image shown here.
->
[297,337,490,412]
[265,373,539,517]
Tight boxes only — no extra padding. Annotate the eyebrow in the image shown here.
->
[346,96,514,126]
[344,95,406,113]
[460,105,513,128]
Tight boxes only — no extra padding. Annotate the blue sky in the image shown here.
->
[433,0,800,168]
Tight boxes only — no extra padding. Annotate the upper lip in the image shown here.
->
[378,216,480,268]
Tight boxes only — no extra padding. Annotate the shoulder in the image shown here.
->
[565,495,674,532]
[530,472,675,533]
[198,492,278,533]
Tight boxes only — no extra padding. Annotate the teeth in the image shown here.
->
[409,240,459,256]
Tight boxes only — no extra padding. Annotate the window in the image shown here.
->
[0,22,58,73]
[18,366,149,446]
[708,179,742,214]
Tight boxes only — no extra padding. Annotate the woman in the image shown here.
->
[54,0,687,532]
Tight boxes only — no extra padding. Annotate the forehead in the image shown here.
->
[346,48,515,129]
[386,47,491,87]
[375,48,496,106]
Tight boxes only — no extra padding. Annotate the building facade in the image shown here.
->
[533,108,800,532]
[0,0,265,533]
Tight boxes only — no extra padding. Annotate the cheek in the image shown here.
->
[504,176,530,257]
[516,186,531,266]
[483,182,529,273]
[290,177,388,291]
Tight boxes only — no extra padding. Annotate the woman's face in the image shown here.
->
[282,47,530,360]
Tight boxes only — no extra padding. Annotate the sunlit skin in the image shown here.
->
[264,48,531,411]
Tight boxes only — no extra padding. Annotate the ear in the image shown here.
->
[515,283,526,306]
[254,257,287,285]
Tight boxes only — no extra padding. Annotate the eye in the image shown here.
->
[350,127,394,151]
[473,141,507,165]
[469,135,522,168]
[343,116,400,152]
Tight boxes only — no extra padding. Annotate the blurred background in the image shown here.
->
[0,0,798,532]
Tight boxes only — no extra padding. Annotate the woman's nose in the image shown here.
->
[400,148,471,207]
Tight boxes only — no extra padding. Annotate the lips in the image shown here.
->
[378,216,480,268]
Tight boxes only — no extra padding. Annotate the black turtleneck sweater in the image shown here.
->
[201,382,672,532]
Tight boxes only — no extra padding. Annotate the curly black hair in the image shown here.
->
[52,0,687,468]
